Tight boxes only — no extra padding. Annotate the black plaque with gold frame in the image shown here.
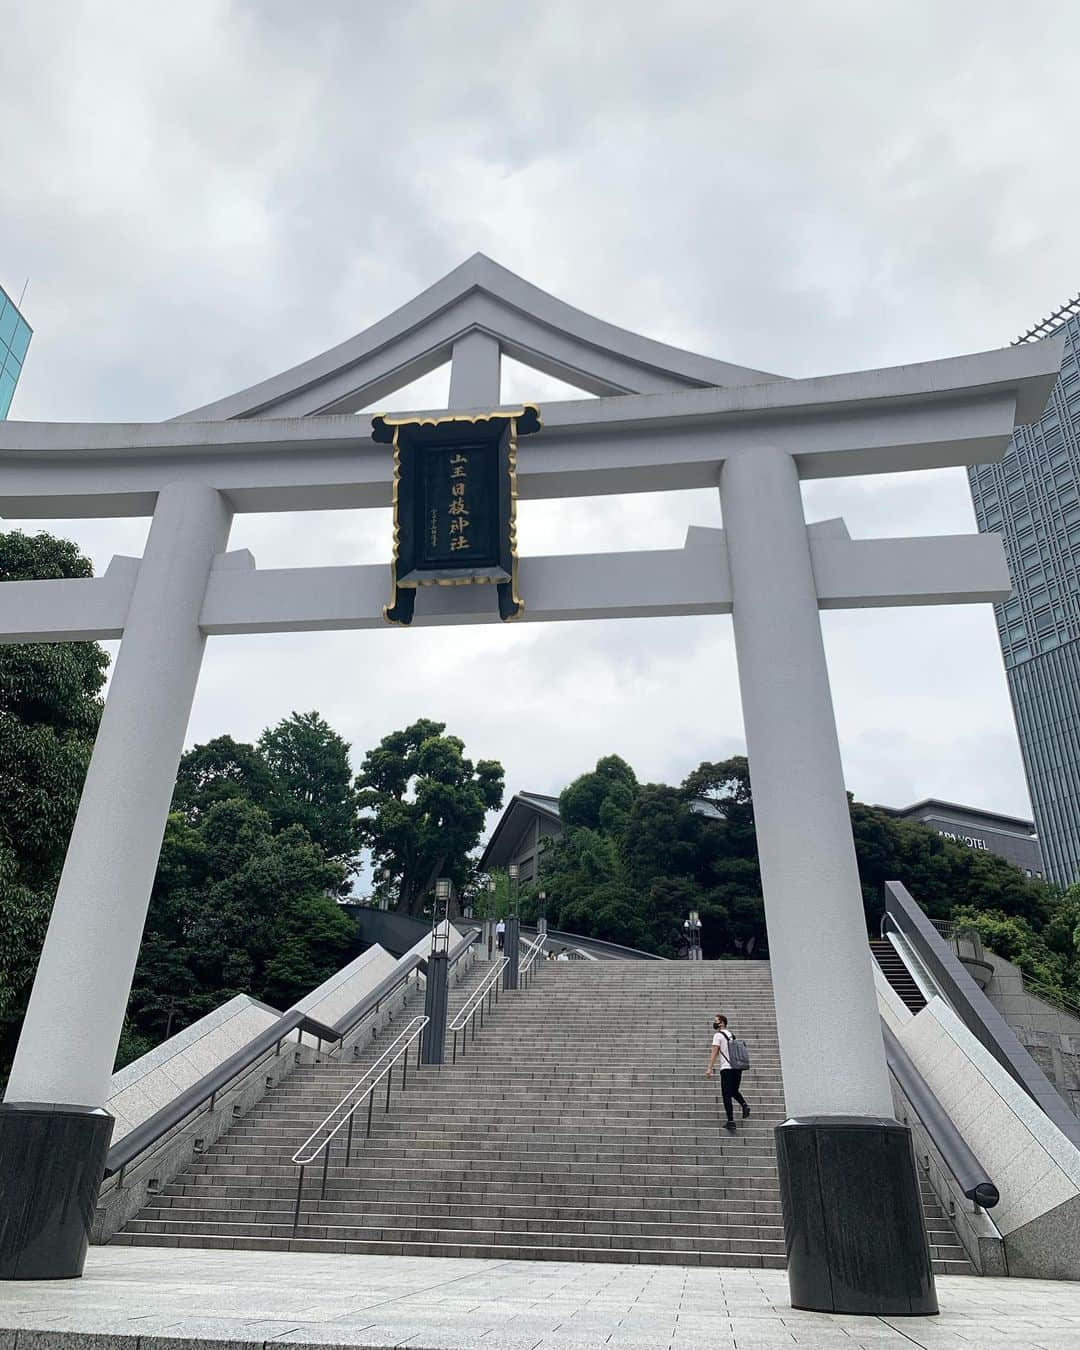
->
[372,404,541,626]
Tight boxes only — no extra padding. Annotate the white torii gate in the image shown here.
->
[0,254,1062,1307]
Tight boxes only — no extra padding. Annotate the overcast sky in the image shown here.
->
[3,1,1078,849]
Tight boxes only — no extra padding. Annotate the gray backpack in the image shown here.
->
[727,1036,751,1071]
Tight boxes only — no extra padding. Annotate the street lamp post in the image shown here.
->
[537,889,547,940]
[483,877,497,958]
[683,910,703,962]
[504,865,521,990]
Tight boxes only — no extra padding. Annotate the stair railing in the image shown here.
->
[882,1021,999,1210]
[449,958,507,1063]
[518,933,547,987]
[448,935,546,1064]
[291,1014,428,1234]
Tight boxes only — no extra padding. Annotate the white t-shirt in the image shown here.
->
[496,921,505,933]
[712,1029,732,1069]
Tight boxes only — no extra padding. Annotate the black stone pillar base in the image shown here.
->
[775,1116,938,1316]
[504,915,520,990]
[422,953,449,1065]
[0,1102,113,1279]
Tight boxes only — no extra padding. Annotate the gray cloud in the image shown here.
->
[3,0,1075,840]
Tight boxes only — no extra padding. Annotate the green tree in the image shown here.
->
[355,719,504,915]
[174,716,362,885]
[949,906,1070,998]
[258,711,362,870]
[0,530,108,1078]
[559,754,637,832]
[531,749,1056,968]
[172,734,277,821]
[128,797,354,1040]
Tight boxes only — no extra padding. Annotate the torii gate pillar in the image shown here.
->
[0,482,230,1280]
[722,446,893,1119]
[722,445,935,1314]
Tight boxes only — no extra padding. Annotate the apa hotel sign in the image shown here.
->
[938,829,989,851]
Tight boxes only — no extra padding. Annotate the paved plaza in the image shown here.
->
[2,1249,1080,1350]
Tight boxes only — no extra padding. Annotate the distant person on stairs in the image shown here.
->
[496,918,506,951]
[705,1014,751,1132]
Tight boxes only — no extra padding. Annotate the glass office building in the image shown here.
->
[0,281,32,419]
[968,296,1080,887]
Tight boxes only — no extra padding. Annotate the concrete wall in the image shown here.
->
[105,995,281,1145]
[874,966,1005,1274]
[978,948,1080,1116]
[901,995,1080,1279]
[291,944,398,1036]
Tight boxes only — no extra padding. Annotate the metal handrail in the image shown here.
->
[516,924,664,961]
[104,1007,334,1181]
[450,960,508,1031]
[318,955,424,1050]
[930,915,1080,1024]
[1019,972,1080,1024]
[882,1021,999,1209]
[447,934,547,1063]
[518,933,546,986]
[104,953,427,1182]
[882,881,1080,1150]
[447,929,480,966]
[449,958,507,1063]
[291,1014,428,1232]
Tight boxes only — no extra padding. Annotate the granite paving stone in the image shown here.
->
[1,1250,1079,1349]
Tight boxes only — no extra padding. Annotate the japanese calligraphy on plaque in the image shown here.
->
[371,404,541,626]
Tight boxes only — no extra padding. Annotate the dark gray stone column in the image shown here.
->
[503,916,520,991]
[0,1103,114,1279]
[421,952,449,1065]
[775,1116,937,1316]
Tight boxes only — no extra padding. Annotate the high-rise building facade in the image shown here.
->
[0,280,32,419]
[968,296,1080,887]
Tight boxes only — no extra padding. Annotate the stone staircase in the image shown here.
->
[114,960,973,1271]
[870,938,928,1014]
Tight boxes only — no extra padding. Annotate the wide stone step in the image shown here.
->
[165,1177,782,1202]
[134,1200,961,1242]
[115,1230,792,1268]
[197,1136,779,1158]
[111,1230,968,1275]
[125,1214,789,1244]
[185,1157,783,1182]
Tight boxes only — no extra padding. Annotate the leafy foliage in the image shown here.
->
[356,718,504,914]
[258,712,362,868]
[525,753,1069,984]
[125,717,365,1045]
[127,796,355,1041]
[947,906,1069,995]
[173,713,362,884]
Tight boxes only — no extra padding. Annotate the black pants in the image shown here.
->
[720,1068,747,1122]
[497,932,504,951]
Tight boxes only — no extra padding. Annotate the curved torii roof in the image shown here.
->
[175,252,781,422]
